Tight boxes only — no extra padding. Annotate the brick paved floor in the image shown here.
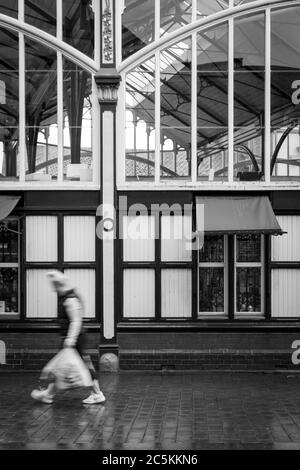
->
[1,371,300,450]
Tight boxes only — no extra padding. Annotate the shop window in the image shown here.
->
[0,219,19,317]
[235,234,264,315]
[198,234,264,317]
[198,235,227,315]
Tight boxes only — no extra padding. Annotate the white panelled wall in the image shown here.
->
[272,270,300,318]
[161,269,192,318]
[26,216,58,262]
[123,269,155,318]
[26,270,57,318]
[122,214,192,319]
[272,215,300,318]
[272,216,300,262]
[65,269,95,318]
[123,216,155,262]
[64,216,96,262]
[25,215,96,319]
[161,215,192,262]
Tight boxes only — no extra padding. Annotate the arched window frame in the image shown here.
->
[0,0,101,187]
[117,0,299,188]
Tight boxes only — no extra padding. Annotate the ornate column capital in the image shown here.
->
[94,69,122,104]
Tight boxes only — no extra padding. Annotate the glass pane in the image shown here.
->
[0,220,18,263]
[234,13,265,70]
[197,0,228,19]
[160,38,192,180]
[197,23,228,72]
[197,72,228,180]
[160,0,192,38]
[236,234,261,263]
[63,0,94,58]
[25,39,58,181]
[199,267,224,312]
[199,235,224,263]
[161,130,191,178]
[234,13,265,181]
[122,0,155,60]
[0,27,19,180]
[0,0,18,17]
[271,7,300,181]
[0,267,18,314]
[197,23,228,181]
[234,0,258,4]
[63,59,93,182]
[271,7,300,70]
[25,0,56,36]
[236,267,261,313]
[126,58,155,181]
[271,72,300,180]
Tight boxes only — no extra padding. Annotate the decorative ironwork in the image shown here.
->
[102,0,114,64]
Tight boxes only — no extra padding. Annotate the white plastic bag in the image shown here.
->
[40,347,93,390]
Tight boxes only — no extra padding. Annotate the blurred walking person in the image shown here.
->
[31,270,105,405]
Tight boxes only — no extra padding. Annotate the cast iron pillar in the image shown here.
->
[95,65,121,371]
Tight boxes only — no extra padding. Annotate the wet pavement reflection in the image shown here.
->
[1,371,300,449]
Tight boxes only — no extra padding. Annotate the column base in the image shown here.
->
[99,344,119,373]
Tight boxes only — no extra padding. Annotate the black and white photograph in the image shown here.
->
[0,0,300,461]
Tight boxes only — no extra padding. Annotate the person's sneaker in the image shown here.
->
[82,391,106,405]
[30,389,54,404]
